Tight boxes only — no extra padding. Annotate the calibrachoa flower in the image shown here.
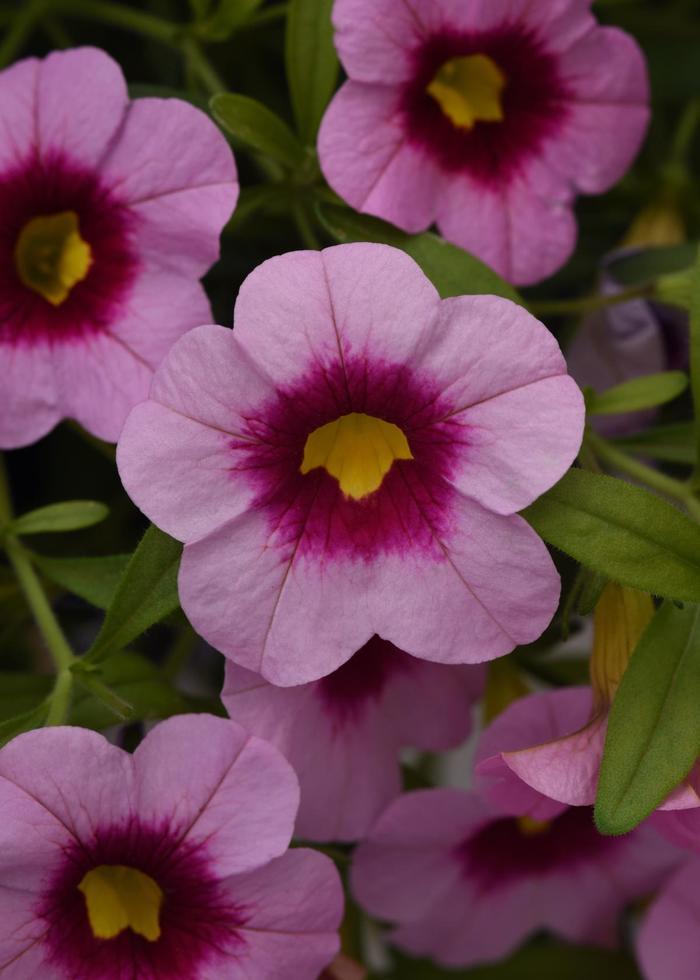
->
[318,0,649,285]
[494,585,700,809]
[223,636,485,841]
[350,787,676,968]
[119,244,583,683]
[118,243,584,685]
[0,715,342,979]
[0,47,237,448]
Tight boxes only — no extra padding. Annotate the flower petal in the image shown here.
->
[223,849,342,980]
[178,508,376,685]
[0,727,134,841]
[436,174,577,286]
[0,58,39,172]
[0,342,59,449]
[232,244,440,391]
[351,789,487,922]
[637,859,700,980]
[318,82,441,231]
[475,688,593,818]
[369,496,560,664]
[133,714,299,877]
[35,48,128,168]
[102,98,237,276]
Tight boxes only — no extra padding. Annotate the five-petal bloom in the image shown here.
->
[118,243,584,685]
[318,0,649,285]
[223,636,484,841]
[0,715,342,979]
[351,705,678,968]
[0,47,237,448]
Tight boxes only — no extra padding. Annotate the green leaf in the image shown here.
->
[83,526,182,665]
[210,93,304,169]
[523,469,700,602]
[10,500,109,536]
[70,653,187,729]
[596,602,700,834]
[614,422,697,465]
[32,552,130,610]
[285,0,339,143]
[589,371,688,415]
[612,242,698,286]
[389,943,641,979]
[318,204,522,303]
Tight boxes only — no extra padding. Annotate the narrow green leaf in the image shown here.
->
[70,653,188,730]
[285,0,338,143]
[596,602,700,834]
[32,552,130,610]
[10,500,109,536]
[210,92,304,168]
[614,422,697,465]
[72,667,133,721]
[83,526,182,664]
[589,371,688,415]
[612,241,698,286]
[523,469,700,602]
[318,204,522,303]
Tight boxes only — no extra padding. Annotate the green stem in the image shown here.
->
[44,669,74,726]
[0,0,46,69]
[0,457,76,725]
[55,0,181,44]
[529,284,652,318]
[4,537,75,673]
[293,201,321,250]
[586,430,700,521]
[181,37,226,95]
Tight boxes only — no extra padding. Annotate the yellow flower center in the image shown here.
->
[15,210,92,306]
[589,583,654,707]
[517,816,551,837]
[301,412,413,500]
[427,54,506,130]
[78,865,164,942]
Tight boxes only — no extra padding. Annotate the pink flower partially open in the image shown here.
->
[637,856,700,980]
[318,0,649,285]
[118,243,584,685]
[0,715,342,979]
[0,47,237,448]
[482,686,700,812]
[223,636,484,842]
[485,586,700,812]
[351,788,675,969]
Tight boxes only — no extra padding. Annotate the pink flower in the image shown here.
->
[0,47,237,448]
[350,787,675,969]
[0,715,342,979]
[117,243,584,685]
[637,855,700,980]
[318,0,649,286]
[223,636,484,842]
